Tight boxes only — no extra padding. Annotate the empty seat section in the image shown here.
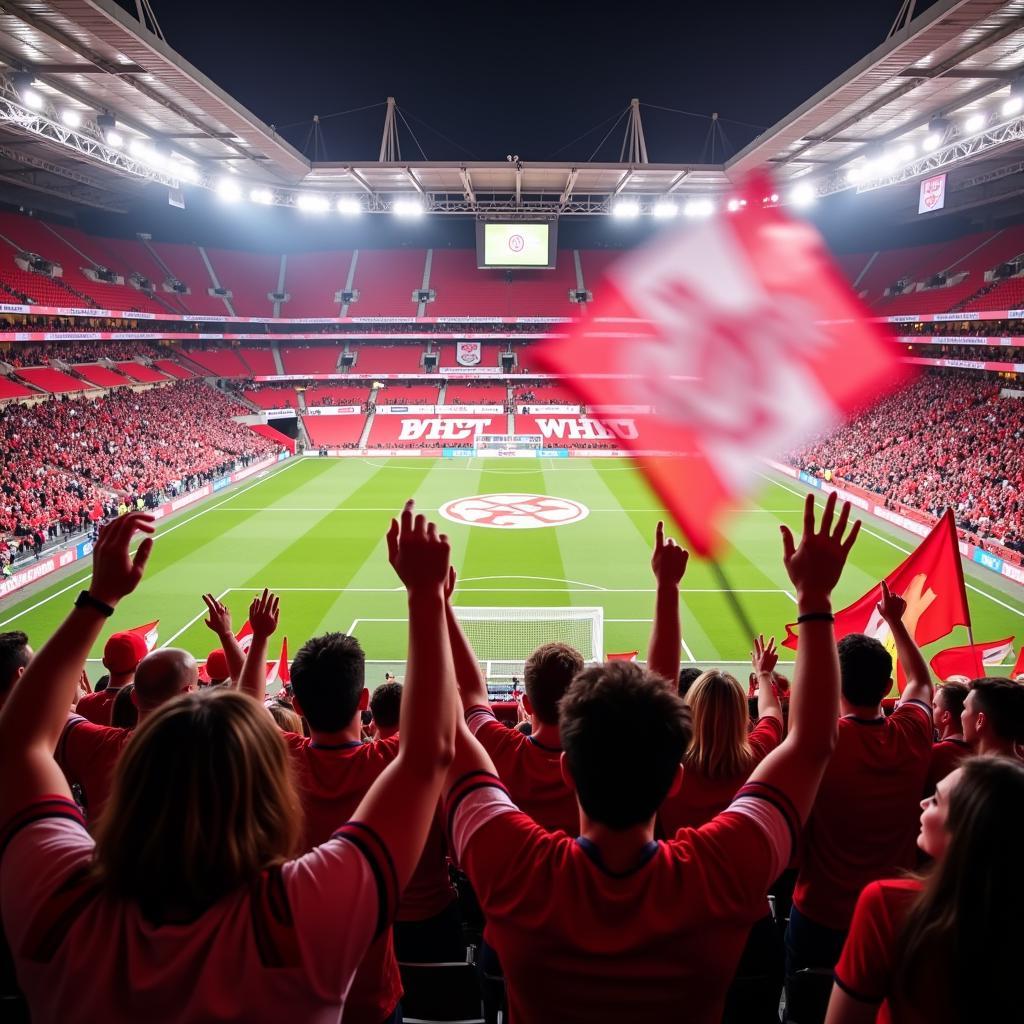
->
[427,250,519,316]
[237,347,278,375]
[874,281,981,316]
[580,250,622,294]
[181,348,249,376]
[207,249,278,317]
[350,250,424,315]
[0,259,84,307]
[114,361,168,383]
[16,367,88,393]
[304,385,369,406]
[967,276,1024,311]
[302,414,366,447]
[352,345,423,373]
[283,250,353,316]
[246,386,299,408]
[74,364,129,388]
[444,383,507,404]
[373,384,439,405]
[0,378,38,400]
[152,359,194,379]
[149,242,228,316]
[281,346,341,374]
[99,238,191,315]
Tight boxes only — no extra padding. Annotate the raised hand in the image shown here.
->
[875,579,907,626]
[248,588,279,639]
[444,565,457,604]
[202,593,233,637]
[780,491,860,607]
[386,499,451,593]
[651,520,689,588]
[751,634,779,676]
[88,512,155,607]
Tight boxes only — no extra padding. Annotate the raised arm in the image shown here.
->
[647,521,689,686]
[0,513,154,822]
[202,593,245,683]
[876,581,933,706]
[443,566,490,711]
[350,500,458,890]
[236,588,278,701]
[751,634,784,726]
[746,492,860,823]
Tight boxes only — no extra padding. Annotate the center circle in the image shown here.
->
[438,493,590,529]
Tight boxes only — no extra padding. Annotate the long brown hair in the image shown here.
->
[893,756,1024,1021]
[92,688,303,923]
[683,671,754,780]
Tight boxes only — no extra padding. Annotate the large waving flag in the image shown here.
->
[235,620,254,654]
[532,173,910,556]
[126,620,159,652]
[783,509,970,690]
[930,637,1015,682]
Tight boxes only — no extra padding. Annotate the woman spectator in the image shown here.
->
[826,756,1024,1024]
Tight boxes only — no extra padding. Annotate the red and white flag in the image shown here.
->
[930,636,1015,682]
[126,620,159,652]
[533,173,910,556]
[235,620,254,654]
[783,509,971,692]
[1012,646,1024,682]
[266,637,289,690]
[606,650,639,662]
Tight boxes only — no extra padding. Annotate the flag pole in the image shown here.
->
[709,560,758,645]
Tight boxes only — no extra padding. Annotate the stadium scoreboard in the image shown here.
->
[476,222,557,269]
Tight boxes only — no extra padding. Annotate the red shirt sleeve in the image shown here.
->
[748,716,784,761]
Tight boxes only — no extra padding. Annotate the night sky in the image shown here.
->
[141,0,941,165]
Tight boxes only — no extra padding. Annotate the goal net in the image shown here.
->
[451,606,604,678]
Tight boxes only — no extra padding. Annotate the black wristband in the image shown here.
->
[75,590,115,617]
[797,611,835,624]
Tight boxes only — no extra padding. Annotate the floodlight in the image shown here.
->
[896,143,916,162]
[846,165,864,183]
[12,73,42,110]
[216,178,242,202]
[790,182,816,207]
[611,199,640,219]
[60,109,82,128]
[963,112,986,132]
[106,130,124,148]
[683,198,714,218]
[336,197,362,215]
[922,133,942,152]
[769,193,779,203]
[923,117,949,152]
[249,187,274,205]
[21,88,43,110]
[296,193,330,213]
[393,198,424,217]
[1003,95,1024,117]
[726,197,742,212]
[652,200,678,219]
[170,160,200,184]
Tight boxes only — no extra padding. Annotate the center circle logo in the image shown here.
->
[508,233,525,252]
[438,493,590,530]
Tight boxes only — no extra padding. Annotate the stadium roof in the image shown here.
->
[0,0,1021,218]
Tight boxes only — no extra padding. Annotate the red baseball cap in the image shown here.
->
[204,648,230,683]
[102,631,148,675]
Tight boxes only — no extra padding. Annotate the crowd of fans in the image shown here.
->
[0,496,1021,1024]
[0,380,280,563]
[2,339,162,368]
[790,370,1024,556]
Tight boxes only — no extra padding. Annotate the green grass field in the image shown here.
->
[2,456,1022,684]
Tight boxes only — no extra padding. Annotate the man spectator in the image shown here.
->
[56,648,198,821]
[75,630,148,725]
[785,581,934,1000]
[369,680,403,738]
[926,681,971,793]
[961,676,1024,758]
[0,631,32,712]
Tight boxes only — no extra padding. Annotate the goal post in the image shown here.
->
[450,605,604,677]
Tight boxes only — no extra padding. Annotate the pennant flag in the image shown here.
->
[532,172,910,556]
[266,637,289,691]
[1012,646,1024,682]
[606,650,639,662]
[930,637,1015,682]
[783,509,970,692]
[235,620,254,654]
[126,620,159,652]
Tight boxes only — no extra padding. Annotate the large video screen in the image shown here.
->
[476,222,557,269]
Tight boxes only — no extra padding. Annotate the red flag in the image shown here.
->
[266,637,289,691]
[532,173,910,556]
[783,509,970,691]
[126,620,159,652]
[606,650,639,662]
[1012,646,1024,681]
[930,637,1015,682]
[235,620,254,654]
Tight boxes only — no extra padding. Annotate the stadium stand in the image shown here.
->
[148,241,230,317]
[14,366,88,394]
[280,345,343,375]
[301,412,366,447]
[435,343,505,367]
[282,250,354,316]
[352,344,425,373]
[0,377,36,400]
[152,358,194,379]
[73,364,129,388]
[206,249,278,317]
[237,347,278,376]
[350,249,426,315]
[113,361,168,384]
[373,384,441,404]
[242,384,300,409]
[180,346,250,377]
[303,385,370,406]
[443,383,508,404]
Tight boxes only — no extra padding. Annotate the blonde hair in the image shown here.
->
[92,688,303,922]
[683,670,754,780]
[266,698,303,735]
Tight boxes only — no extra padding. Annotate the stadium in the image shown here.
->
[1,1,1023,1022]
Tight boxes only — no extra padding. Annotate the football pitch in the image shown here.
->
[2,456,1022,684]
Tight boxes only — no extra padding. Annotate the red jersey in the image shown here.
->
[283,732,401,1024]
[793,700,932,930]
[0,794,394,1023]
[55,715,133,822]
[924,737,971,795]
[835,878,946,1024]
[658,716,783,834]
[397,809,456,923]
[74,688,121,726]
[448,771,798,1024]
[465,705,579,835]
